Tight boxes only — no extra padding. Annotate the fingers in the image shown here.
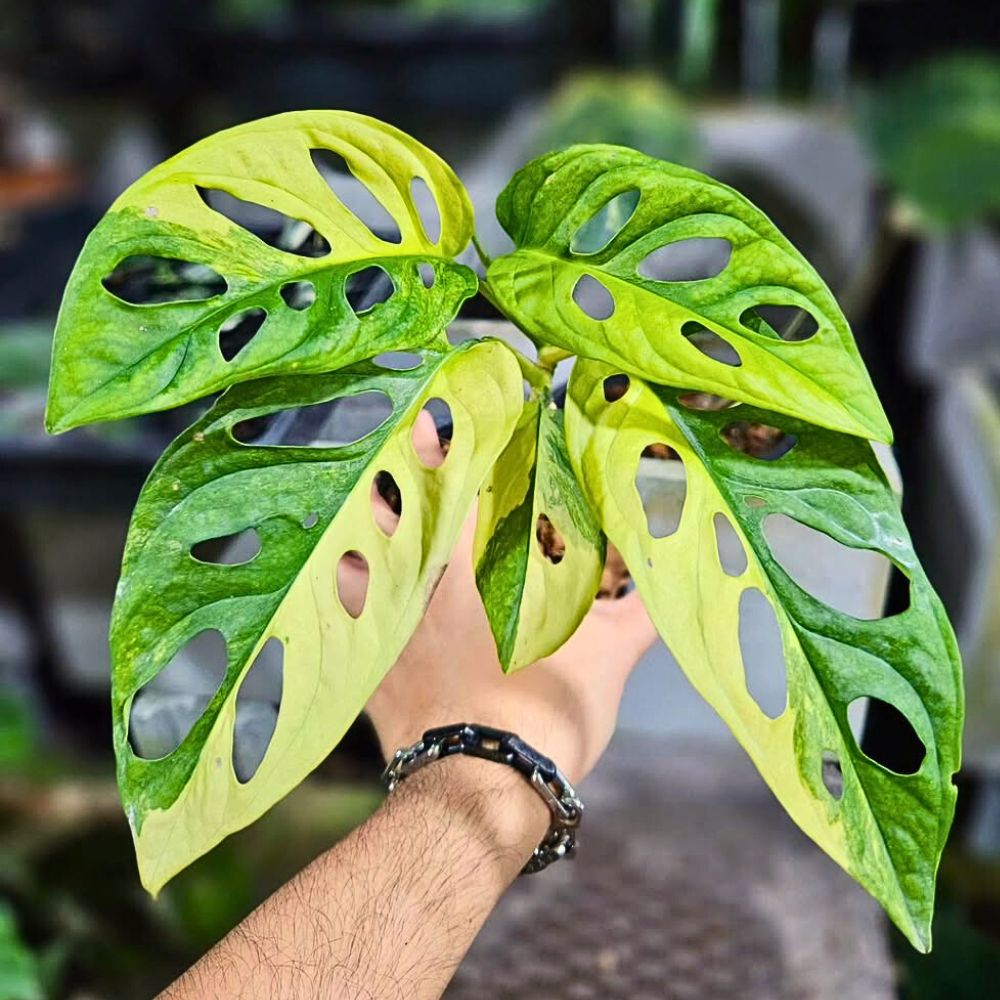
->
[369,477,400,535]
[411,409,445,467]
[368,411,444,535]
[609,589,659,656]
[335,550,368,618]
[581,588,659,678]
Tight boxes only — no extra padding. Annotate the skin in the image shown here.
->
[161,414,657,1000]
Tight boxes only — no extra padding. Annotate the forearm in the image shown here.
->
[161,756,548,1000]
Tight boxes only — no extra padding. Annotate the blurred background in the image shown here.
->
[2,1,1000,997]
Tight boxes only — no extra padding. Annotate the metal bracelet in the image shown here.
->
[381,722,583,875]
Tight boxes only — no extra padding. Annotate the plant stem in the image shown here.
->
[471,247,569,384]
[515,351,552,392]
[472,234,492,269]
[537,345,572,370]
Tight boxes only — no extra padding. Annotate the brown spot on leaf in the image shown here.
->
[536,514,566,564]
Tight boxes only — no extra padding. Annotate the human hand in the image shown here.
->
[340,413,658,787]
[163,413,660,1000]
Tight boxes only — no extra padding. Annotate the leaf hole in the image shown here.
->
[230,415,273,445]
[127,629,228,760]
[292,228,333,258]
[599,544,632,599]
[302,512,319,529]
[310,148,402,244]
[738,588,787,719]
[418,262,436,288]
[636,446,686,538]
[762,514,905,619]
[410,176,442,244]
[572,274,616,321]
[102,255,227,305]
[638,237,732,282]
[854,697,926,775]
[218,307,266,362]
[374,351,422,371]
[536,513,566,564]
[320,391,395,446]
[372,470,402,536]
[336,551,369,618]
[197,186,330,257]
[603,374,630,402]
[346,265,394,314]
[232,391,392,447]
[821,750,844,800]
[677,391,739,411]
[190,527,262,566]
[741,304,819,342]
[280,280,316,311]
[571,188,640,255]
[713,513,747,576]
[413,398,452,468]
[682,322,741,367]
[233,637,284,783]
[721,421,797,460]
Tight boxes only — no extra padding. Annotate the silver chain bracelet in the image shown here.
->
[381,722,584,875]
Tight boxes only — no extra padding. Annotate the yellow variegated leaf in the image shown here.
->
[474,392,605,671]
[113,340,522,893]
[565,358,962,952]
[488,144,892,442]
[47,111,478,432]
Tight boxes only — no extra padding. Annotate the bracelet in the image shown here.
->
[381,722,584,875]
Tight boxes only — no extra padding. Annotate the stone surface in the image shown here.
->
[447,735,895,1000]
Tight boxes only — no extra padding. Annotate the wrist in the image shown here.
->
[388,754,550,883]
[375,704,585,786]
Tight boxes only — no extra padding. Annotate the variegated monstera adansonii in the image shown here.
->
[45,112,961,951]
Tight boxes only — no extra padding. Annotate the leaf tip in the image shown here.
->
[870,412,895,446]
[905,917,933,955]
[890,886,935,954]
[43,403,71,435]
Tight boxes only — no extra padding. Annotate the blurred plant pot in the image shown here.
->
[931,372,1000,775]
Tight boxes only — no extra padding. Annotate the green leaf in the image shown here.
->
[46,111,478,432]
[542,71,700,165]
[487,144,892,443]
[565,359,963,952]
[112,339,522,893]
[474,392,605,671]
[859,55,1000,230]
[0,903,43,1000]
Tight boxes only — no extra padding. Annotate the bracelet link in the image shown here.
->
[381,722,583,875]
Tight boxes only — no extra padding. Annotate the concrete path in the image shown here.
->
[448,735,895,1000]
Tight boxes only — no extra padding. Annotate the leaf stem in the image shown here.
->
[537,345,572,370]
[471,234,492,269]
[515,351,552,391]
